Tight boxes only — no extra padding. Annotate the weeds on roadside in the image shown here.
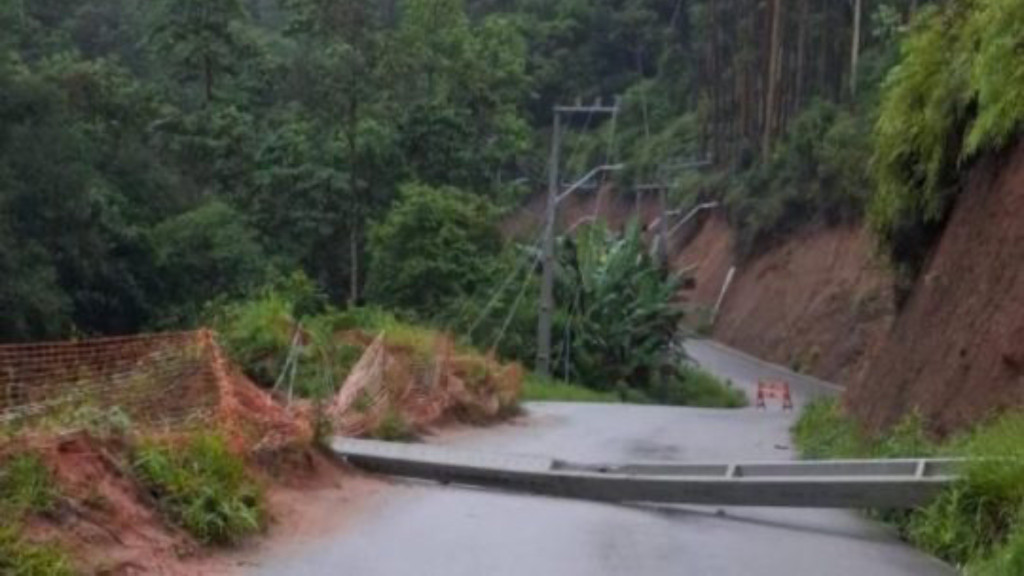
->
[522,374,621,403]
[131,433,264,545]
[792,400,1024,575]
[665,365,748,408]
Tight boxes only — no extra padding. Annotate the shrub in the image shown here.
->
[366,184,503,317]
[151,201,269,327]
[132,434,264,545]
[215,277,361,398]
[214,288,299,387]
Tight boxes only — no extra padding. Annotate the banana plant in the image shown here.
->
[557,220,684,394]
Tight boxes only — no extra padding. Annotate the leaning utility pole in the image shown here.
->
[536,100,619,377]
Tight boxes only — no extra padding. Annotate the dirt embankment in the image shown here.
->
[699,222,895,384]
[845,142,1024,434]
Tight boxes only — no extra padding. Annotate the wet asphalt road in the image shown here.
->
[249,340,955,576]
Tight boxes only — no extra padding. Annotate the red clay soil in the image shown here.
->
[12,433,376,575]
[712,223,896,384]
[19,434,201,575]
[846,142,1024,435]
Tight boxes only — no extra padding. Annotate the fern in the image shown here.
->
[870,0,1024,272]
[965,0,1024,155]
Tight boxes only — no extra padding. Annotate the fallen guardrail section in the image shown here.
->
[333,438,962,508]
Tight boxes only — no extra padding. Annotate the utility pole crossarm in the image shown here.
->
[555,164,625,204]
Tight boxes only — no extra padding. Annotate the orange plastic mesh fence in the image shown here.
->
[0,331,219,428]
[0,330,308,448]
[328,333,522,436]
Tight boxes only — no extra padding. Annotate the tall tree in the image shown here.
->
[149,0,248,105]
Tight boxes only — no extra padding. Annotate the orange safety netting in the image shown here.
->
[0,330,308,449]
[327,333,522,436]
[0,328,520,447]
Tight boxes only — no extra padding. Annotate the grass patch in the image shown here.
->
[0,455,73,575]
[0,526,74,576]
[131,433,264,545]
[523,366,746,409]
[369,409,416,441]
[522,374,621,403]
[792,399,1024,574]
[662,365,748,408]
[0,455,58,518]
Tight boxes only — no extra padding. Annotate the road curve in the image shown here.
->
[247,340,955,576]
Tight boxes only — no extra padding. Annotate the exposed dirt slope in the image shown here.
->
[672,213,735,307]
[711,224,895,383]
[846,143,1024,434]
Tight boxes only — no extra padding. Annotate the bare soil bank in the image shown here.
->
[846,142,1024,434]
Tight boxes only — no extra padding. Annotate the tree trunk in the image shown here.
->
[763,0,783,158]
[795,0,809,108]
[203,53,214,104]
[347,96,360,308]
[849,0,862,99]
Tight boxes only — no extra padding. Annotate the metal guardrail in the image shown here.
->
[332,439,961,509]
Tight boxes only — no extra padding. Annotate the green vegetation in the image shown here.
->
[0,526,74,576]
[523,366,745,408]
[665,365,747,409]
[450,219,743,408]
[793,399,1024,574]
[870,0,1024,275]
[0,455,73,575]
[0,455,58,518]
[369,409,416,442]
[0,0,530,343]
[1,0,1020,346]
[214,275,364,399]
[366,184,503,317]
[522,374,621,403]
[131,434,264,545]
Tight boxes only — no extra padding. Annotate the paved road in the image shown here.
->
[249,340,955,576]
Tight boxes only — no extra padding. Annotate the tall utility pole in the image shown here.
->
[536,101,619,377]
[536,112,561,379]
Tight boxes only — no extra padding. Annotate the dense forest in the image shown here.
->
[1,0,1023,367]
